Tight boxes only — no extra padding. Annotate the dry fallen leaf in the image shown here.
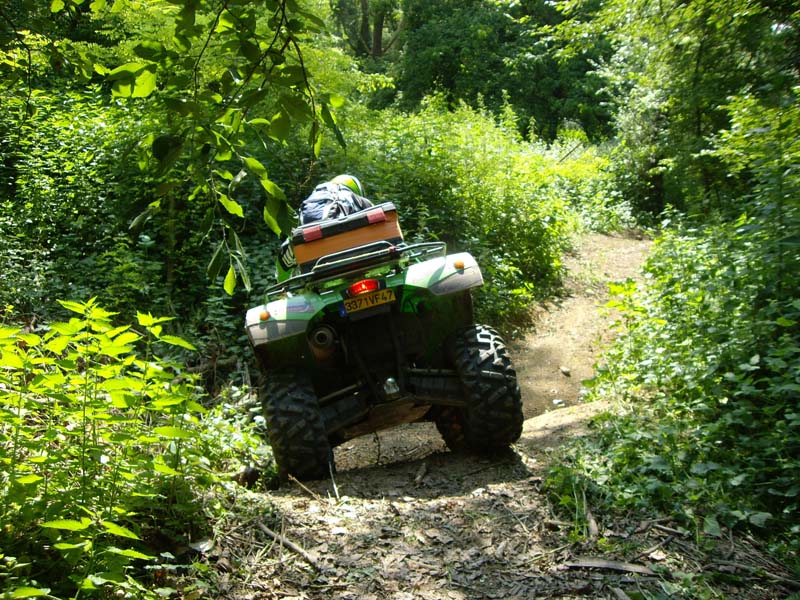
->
[648,549,668,561]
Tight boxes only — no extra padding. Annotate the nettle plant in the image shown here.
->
[0,299,237,598]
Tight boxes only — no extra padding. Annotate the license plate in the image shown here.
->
[343,289,396,314]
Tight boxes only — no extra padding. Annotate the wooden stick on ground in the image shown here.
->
[565,557,655,576]
[257,522,321,572]
[288,474,322,501]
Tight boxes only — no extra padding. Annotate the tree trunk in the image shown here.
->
[358,0,371,56]
[372,11,385,57]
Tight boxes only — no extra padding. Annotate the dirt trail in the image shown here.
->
[514,234,651,419]
[224,234,793,599]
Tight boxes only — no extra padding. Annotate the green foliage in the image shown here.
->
[0,88,176,323]
[0,299,269,598]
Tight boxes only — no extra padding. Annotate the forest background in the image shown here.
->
[0,0,798,597]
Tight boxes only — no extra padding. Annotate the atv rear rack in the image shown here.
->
[266,241,447,298]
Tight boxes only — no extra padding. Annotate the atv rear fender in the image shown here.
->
[245,294,325,347]
[403,252,483,295]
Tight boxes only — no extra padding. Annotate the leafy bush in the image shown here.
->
[0,299,269,598]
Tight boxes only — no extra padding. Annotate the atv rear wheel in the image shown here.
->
[260,371,332,481]
[435,325,523,452]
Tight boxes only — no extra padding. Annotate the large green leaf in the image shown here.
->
[105,546,155,560]
[269,111,291,142]
[243,156,268,179]
[107,62,157,98]
[159,335,197,351]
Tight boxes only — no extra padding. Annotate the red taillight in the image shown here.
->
[348,279,380,296]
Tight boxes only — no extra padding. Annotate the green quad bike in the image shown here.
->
[245,202,523,481]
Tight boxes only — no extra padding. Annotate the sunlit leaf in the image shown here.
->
[153,461,181,476]
[269,111,291,141]
[54,541,90,550]
[112,331,140,346]
[42,518,93,531]
[108,62,157,98]
[218,194,244,218]
[214,10,236,33]
[15,474,43,485]
[9,587,51,598]
[0,326,20,339]
[153,426,194,439]
[159,335,197,351]
[223,264,236,295]
[58,300,87,315]
[16,333,41,346]
[101,520,140,540]
[243,156,268,179]
[136,313,174,327]
[105,546,155,560]
[329,93,345,108]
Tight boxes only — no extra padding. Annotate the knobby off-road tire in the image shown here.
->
[435,325,523,452]
[260,371,332,482]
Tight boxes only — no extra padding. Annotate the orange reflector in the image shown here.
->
[348,279,380,296]
[259,310,270,321]
[454,259,466,270]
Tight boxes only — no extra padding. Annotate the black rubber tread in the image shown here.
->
[260,371,332,481]
[435,324,523,452]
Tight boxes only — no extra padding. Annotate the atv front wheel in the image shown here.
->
[260,371,332,481]
[435,325,523,452]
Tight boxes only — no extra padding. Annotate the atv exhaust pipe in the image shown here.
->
[308,325,337,361]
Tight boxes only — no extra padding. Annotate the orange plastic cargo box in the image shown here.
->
[291,203,403,272]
